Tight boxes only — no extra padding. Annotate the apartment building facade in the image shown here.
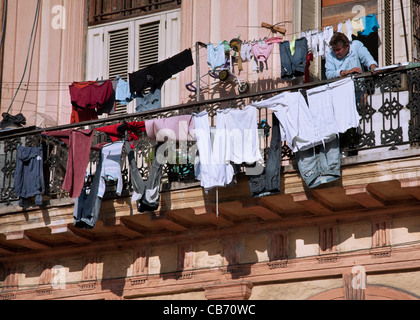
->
[0,0,420,300]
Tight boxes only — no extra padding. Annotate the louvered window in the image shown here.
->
[301,0,317,32]
[108,28,130,114]
[109,28,129,80]
[86,9,181,116]
[139,22,160,69]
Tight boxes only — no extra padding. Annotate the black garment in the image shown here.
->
[125,141,164,212]
[0,113,26,129]
[352,31,379,69]
[125,140,145,198]
[14,146,45,207]
[247,113,282,197]
[137,150,164,212]
[129,48,194,95]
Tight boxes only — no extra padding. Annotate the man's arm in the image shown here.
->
[354,40,378,70]
[325,54,342,79]
[340,68,361,77]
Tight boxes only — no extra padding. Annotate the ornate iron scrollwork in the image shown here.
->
[354,77,376,149]
[377,73,404,147]
[407,69,420,144]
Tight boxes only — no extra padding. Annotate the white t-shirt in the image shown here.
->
[252,91,337,152]
[306,77,359,134]
[215,105,263,165]
[193,111,234,191]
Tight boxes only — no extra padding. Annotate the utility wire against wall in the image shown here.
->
[6,0,41,114]
[0,0,7,50]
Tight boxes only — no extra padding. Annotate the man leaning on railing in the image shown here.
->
[325,32,378,80]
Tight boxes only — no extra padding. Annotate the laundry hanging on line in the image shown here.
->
[129,48,194,96]
[206,38,278,74]
[30,75,361,227]
[14,146,45,208]
[73,141,124,229]
[299,13,380,59]
[69,80,117,124]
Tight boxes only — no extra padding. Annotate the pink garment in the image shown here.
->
[266,36,283,44]
[43,129,94,198]
[251,43,274,62]
[145,115,196,142]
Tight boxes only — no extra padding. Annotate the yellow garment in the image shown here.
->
[352,17,364,36]
[290,35,297,55]
[342,22,347,36]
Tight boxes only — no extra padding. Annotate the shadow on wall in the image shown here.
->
[184,76,293,105]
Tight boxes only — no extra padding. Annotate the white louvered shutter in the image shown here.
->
[109,28,129,80]
[108,27,130,114]
[139,21,160,69]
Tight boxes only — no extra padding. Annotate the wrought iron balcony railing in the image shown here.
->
[88,0,182,25]
[0,64,420,207]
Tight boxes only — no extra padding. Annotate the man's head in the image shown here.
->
[329,32,350,59]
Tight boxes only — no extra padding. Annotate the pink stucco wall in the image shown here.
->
[1,0,86,127]
[179,0,295,104]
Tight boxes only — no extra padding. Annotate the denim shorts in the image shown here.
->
[296,136,341,188]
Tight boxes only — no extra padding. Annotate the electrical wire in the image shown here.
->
[0,0,7,50]
[18,0,40,114]
[6,0,41,114]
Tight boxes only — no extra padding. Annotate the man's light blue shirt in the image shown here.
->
[325,40,378,79]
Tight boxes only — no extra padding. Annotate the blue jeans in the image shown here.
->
[73,154,103,229]
[280,37,308,80]
[247,113,281,197]
[135,87,162,113]
[296,136,341,188]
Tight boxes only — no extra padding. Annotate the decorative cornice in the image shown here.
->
[370,246,392,259]
[204,282,254,300]
[78,281,97,291]
[267,260,288,269]
[317,253,339,264]
[175,271,194,280]
[128,276,148,286]
[0,292,16,300]
[36,285,53,296]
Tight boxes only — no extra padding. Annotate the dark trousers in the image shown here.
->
[14,146,45,207]
[247,113,282,197]
[125,141,163,212]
